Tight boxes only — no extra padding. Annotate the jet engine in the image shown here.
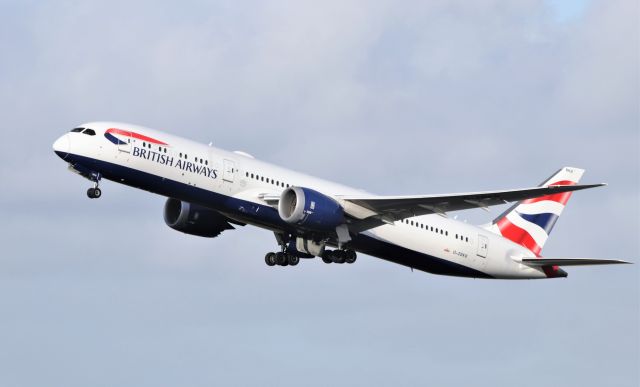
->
[278,187,344,231]
[164,198,234,237]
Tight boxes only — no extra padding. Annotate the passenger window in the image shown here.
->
[83,129,96,136]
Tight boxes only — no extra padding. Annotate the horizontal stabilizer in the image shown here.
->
[521,258,632,267]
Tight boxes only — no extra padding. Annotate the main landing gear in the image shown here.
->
[86,172,102,199]
[265,252,300,267]
[264,249,357,267]
[321,249,357,264]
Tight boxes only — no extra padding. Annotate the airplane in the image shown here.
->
[52,122,630,279]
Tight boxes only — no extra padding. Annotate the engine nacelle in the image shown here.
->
[278,187,344,231]
[164,198,233,238]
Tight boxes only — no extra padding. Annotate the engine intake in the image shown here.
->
[164,198,234,237]
[278,187,344,231]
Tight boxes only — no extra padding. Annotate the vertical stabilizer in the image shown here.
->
[485,167,585,255]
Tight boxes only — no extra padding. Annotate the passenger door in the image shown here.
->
[222,159,235,183]
[477,234,489,258]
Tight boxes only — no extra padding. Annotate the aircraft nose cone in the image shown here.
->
[53,134,69,159]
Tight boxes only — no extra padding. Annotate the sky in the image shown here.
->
[0,0,638,386]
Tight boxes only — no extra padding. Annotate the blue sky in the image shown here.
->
[0,1,637,386]
[546,0,591,21]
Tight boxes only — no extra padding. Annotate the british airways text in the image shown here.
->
[132,147,218,179]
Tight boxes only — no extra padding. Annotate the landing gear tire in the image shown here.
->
[265,252,277,266]
[87,188,101,199]
[332,250,346,264]
[287,254,299,266]
[345,250,357,264]
[275,252,288,266]
[322,256,332,264]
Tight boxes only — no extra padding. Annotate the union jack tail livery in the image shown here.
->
[486,167,584,255]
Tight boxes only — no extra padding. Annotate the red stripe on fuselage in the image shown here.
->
[496,218,562,277]
[496,217,542,255]
[106,128,168,145]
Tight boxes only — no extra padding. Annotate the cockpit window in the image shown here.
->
[82,129,96,136]
[70,127,84,132]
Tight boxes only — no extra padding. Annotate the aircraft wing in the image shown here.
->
[338,183,605,232]
[521,258,632,266]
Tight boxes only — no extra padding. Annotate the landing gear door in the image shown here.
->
[477,234,489,258]
[222,159,235,183]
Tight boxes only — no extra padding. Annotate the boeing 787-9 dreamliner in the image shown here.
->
[52,122,631,279]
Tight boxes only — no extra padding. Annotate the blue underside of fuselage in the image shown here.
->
[57,151,492,279]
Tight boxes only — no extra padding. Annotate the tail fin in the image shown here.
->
[485,167,585,255]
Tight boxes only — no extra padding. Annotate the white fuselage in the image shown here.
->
[53,122,549,279]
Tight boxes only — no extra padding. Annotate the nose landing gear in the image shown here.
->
[86,172,102,199]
